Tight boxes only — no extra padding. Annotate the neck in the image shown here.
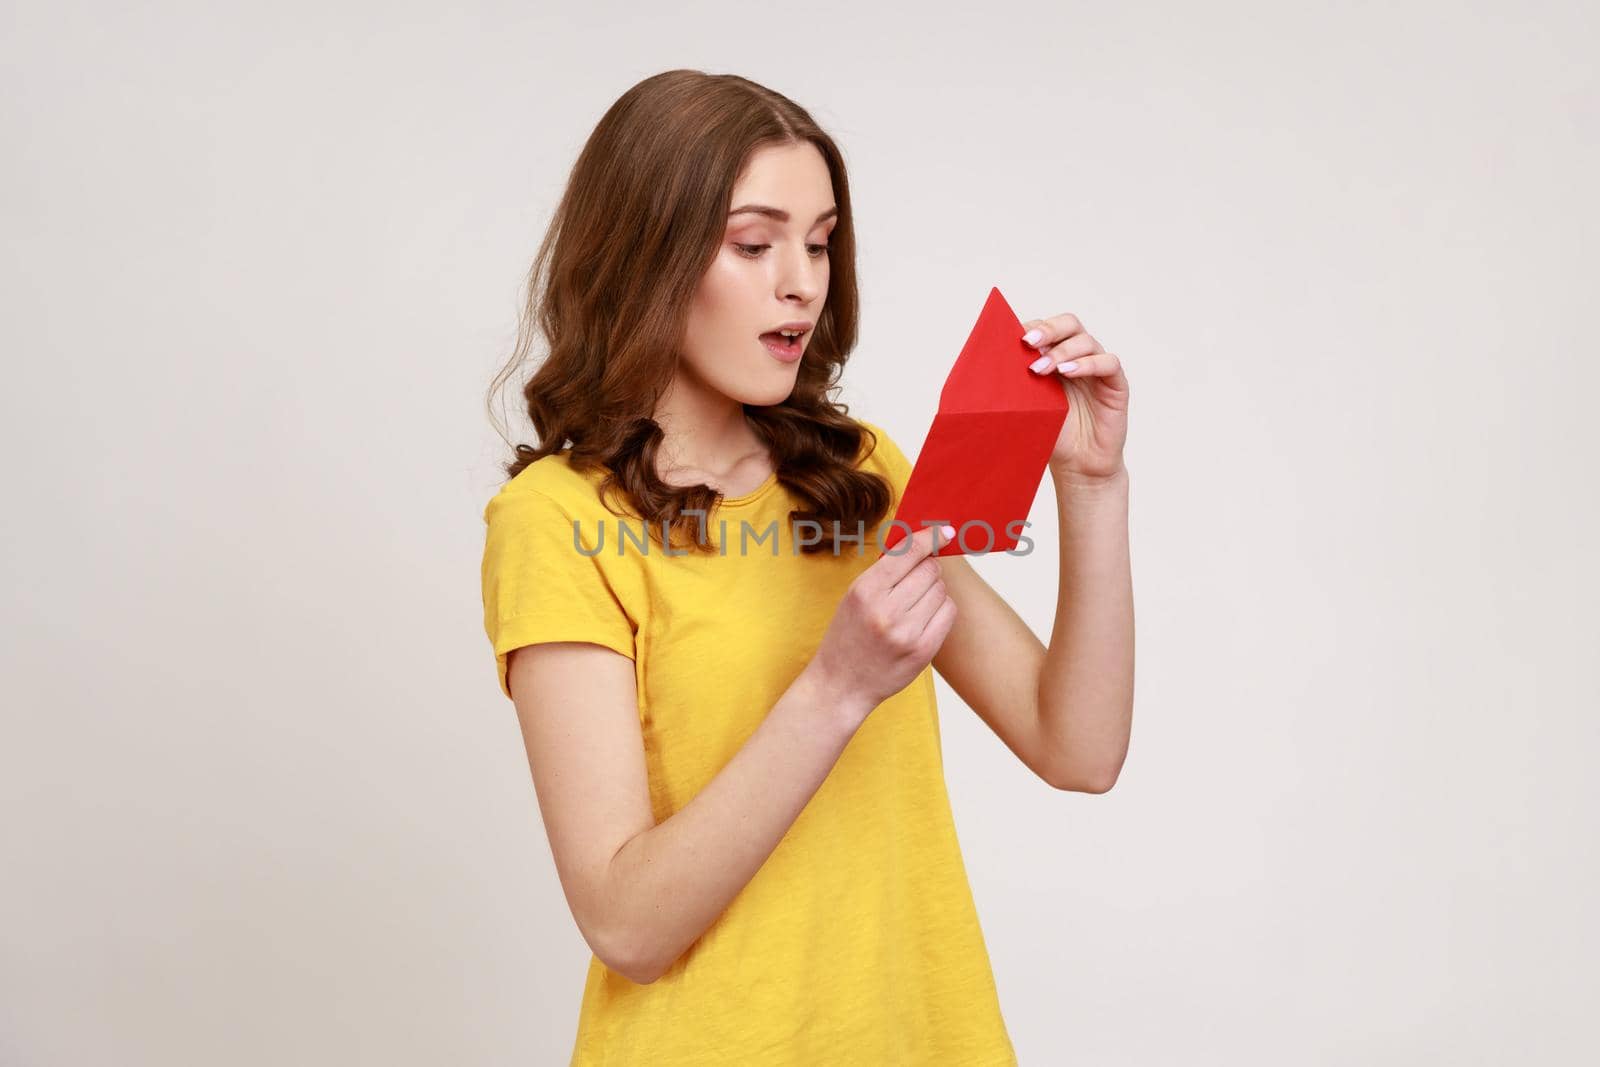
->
[652,375,765,478]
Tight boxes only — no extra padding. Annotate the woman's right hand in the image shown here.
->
[810,523,960,718]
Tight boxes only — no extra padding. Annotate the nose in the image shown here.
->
[777,242,824,305]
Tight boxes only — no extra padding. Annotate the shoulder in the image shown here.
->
[481,458,634,582]
[485,451,635,524]
[481,453,649,579]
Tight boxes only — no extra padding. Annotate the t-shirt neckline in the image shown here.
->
[715,469,781,509]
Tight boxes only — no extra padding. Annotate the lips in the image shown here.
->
[759,330,804,362]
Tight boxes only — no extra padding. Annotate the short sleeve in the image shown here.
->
[857,418,915,496]
[481,487,637,700]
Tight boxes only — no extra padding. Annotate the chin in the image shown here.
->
[720,363,799,407]
[741,380,798,406]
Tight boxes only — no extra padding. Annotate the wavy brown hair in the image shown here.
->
[485,69,894,556]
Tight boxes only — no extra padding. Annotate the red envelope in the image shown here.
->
[882,287,1069,557]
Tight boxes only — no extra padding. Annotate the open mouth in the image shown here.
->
[759,329,806,359]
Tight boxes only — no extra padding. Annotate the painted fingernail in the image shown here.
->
[1021,328,1043,346]
[1029,355,1053,373]
[940,524,955,539]
[1056,361,1078,373]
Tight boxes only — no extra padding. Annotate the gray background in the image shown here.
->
[4,1,1597,1063]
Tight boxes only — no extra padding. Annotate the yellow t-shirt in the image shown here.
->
[480,417,1017,1066]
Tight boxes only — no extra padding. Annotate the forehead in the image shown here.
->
[729,142,836,217]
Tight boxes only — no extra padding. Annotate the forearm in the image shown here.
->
[600,664,870,983]
[1037,464,1134,791]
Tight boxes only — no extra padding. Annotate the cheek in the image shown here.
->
[696,251,764,312]
[685,256,750,346]
[705,248,750,289]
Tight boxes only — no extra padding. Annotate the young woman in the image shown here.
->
[482,69,1134,1065]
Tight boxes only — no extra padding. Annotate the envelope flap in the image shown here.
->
[939,287,1071,417]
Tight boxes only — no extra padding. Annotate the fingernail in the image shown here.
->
[940,524,955,539]
[1056,361,1078,373]
[1021,328,1043,346]
[1029,355,1053,373]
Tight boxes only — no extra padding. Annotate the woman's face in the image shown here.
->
[678,140,836,407]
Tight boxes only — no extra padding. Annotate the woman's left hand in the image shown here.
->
[1020,312,1130,485]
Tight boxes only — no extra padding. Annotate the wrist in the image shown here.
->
[799,660,873,736]
[1052,462,1129,495]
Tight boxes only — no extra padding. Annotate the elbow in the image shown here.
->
[578,857,676,985]
[1050,773,1114,794]
[1073,771,1119,794]
[588,919,670,985]
[1047,760,1122,794]
[616,944,669,986]
[612,958,665,986]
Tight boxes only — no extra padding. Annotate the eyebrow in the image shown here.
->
[728,204,839,224]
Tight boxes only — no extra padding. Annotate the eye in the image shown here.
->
[734,243,831,259]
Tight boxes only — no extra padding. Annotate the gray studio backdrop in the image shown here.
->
[4,2,1596,1064]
